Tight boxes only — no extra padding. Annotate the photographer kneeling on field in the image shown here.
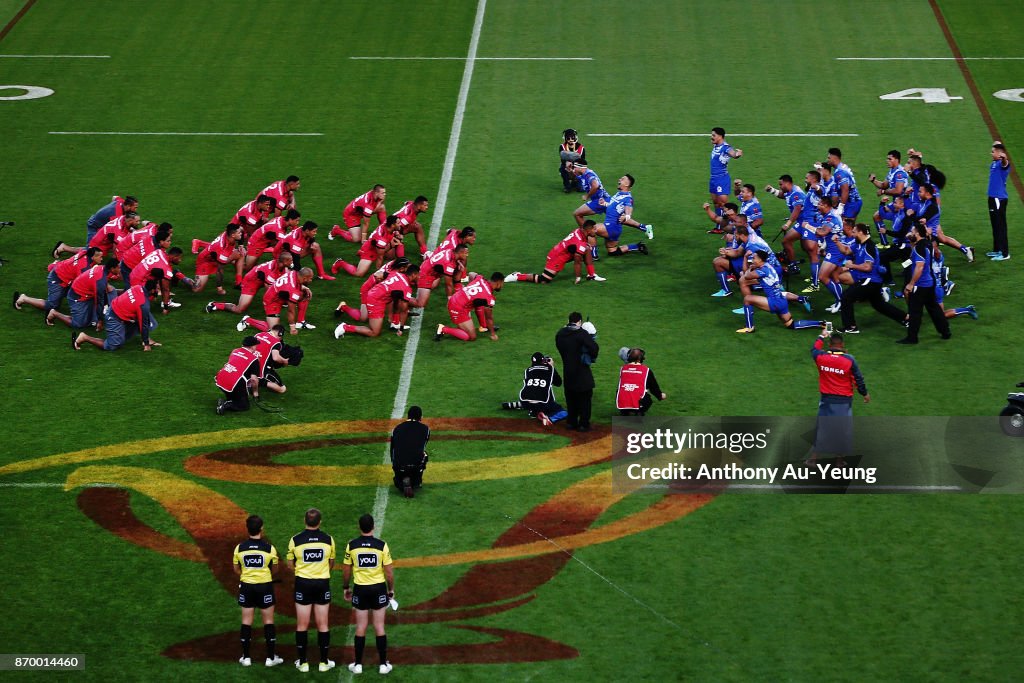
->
[501,352,568,426]
[615,347,667,416]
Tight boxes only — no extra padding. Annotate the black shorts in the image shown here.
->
[351,582,388,611]
[294,577,331,605]
[238,581,275,608]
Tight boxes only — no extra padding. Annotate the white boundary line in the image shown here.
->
[370,0,487,539]
[48,131,323,137]
[0,54,111,58]
[350,56,588,61]
[589,133,859,138]
[837,57,1024,61]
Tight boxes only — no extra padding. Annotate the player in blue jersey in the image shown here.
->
[571,161,612,227]
[934,236,978,321]
[988,142,1011,260]
[827,148,863,220]
[819,163,839,208]
[710,225,744,297]
[818,217,859,313]
[736,250,822,334]
[708,127,743,220]
[594,174,653,256]
[771,175,819,280]
[907,184,974,261]
[868,151,909,247]
[733,181,764,235]
[798,197,843,295]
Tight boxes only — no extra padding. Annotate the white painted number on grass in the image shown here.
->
[0,85,54,100]
[993,89,1024,103]
[879,87,962,104]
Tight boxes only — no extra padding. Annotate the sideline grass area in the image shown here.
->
[1,1,1023,681]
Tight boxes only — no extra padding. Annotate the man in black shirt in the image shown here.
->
[555,312,599,431]
[390,406,430,498]
[501,352,568,425]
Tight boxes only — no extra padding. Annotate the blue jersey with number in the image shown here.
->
[604,190,634,225]
[786,186,807,222]
[743,232,782,271]
[710,142,732,179]
[834,164,861,203]
[578,169,610,202]
[756,264,784,299]
[804,183,825,216]
[886,167,909,193]
[740,197,763,228]
[822,177,839,201]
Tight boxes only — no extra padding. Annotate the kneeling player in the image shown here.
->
[74,284,161,351]
[329,185,388,243]
[333,265,421,339]
[209,252,294,316]
[434,272,504,342]
[238,267,315,335]
[593,175,653,256]
[736,250,821,334]
[194,225,245,294]
[415,245,467,311]
[504,221,605,284]
[331,216,403,278]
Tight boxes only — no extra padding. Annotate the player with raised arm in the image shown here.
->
[329,185,388,243]
[736,251,823,334]
[504,220,604,284]
[594,175,652,257]
[708,127,743,224]
[434,272,504,342]
[868,150,909,247]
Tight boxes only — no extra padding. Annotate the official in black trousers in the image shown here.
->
[988,142,1011,260]
[838,224,906,333]
[389,406,430,498]
[898,225,950,344]
[555,312,599,431]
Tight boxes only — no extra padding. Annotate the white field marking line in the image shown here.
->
[0,54,111,58]
[343,3,486,679]
[350,56,589,60]
[589,133,858,137]
[836,57,1024,61]
[49,131,322,137]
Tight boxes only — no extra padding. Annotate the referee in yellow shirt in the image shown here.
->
[232,514,284,668]
[342,513,395,675]
[286,508,336,673]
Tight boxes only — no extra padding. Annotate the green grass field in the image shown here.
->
[2,1,1024,680]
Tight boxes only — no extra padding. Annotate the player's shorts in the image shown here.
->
[357,242,380,262]
[264,299,285,317]
[603,219,623,242]
[366,300,386,320]
[67,291,99,329]
[247,238,274,255]
[240,278,263,297]
[795,225,817,242]
[767,295,789,315]
[351,582,388,611]
[238,581,275,608]
[342,207,367,228]
[729,257,745,275]
[935,282,945,304]
[824,250,845,266]
[709,174,731,195]
[448,300,471,325]
[544,254,571,274]
[842,198,862,218]
[294,577,331,605]
[584,197,608,214]
[45,271,70,311]
[417,272,440,289]
[195,257,223,277]
[103,309,156,351]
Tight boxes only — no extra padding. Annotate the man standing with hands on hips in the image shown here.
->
[343,514,395,676]
[988,142,1011,261]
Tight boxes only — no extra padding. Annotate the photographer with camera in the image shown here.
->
[615,347,667,416]
[559,128,586,192]
[501,352,568,426]
[555,312,598,432]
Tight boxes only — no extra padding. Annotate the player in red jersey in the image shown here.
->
[331,216,403,278]
[13,247,103,319]
[503,221,605,285]
[329,185,388,243]
[434,272,504,342]
[389,196,429,257]
[415,243,468,310]
[274,220,334,280]
[238,267,315,335]
[119,222,171,275]
[194,225,245,294]
[231,195,274,239]
[72,212,141,257]
[48,259,121,329]
[245,210,299,270]
[257,176,301,217]
[215,337,262,414]
[74,284,160,352]
[333,265,421,339]
[130,246,187,313]
[434,226,477,256]
[208,251,294,316]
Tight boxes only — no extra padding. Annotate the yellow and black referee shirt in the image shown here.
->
[343,536,393,586]
[233,539,279,584]
[287,529,336,579]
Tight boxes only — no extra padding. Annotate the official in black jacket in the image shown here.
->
[390,406,430,498]
[555,312,599,431]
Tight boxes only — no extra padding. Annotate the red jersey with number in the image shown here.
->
[259,180,294,211]
[70,265,108,299]
[367,271,416,308]
[54,250,91,286]
[263,269,303,308]
[548,228,588,265]
[197,233,235,268]
[129,248,172,287]
[216,347,261,392]
[274,227,312,258]
[249,217,287,254]
[121,233,158,271]
[448,275,495,315]
[115,222,156,261]
[344,190,386,226]
[88,216,130,253]
[231,199,271,235]
[417,247,458,288]
[616,363,650,410]
[357,225,398,261]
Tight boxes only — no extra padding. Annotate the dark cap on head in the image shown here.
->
[531,352,546,364]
